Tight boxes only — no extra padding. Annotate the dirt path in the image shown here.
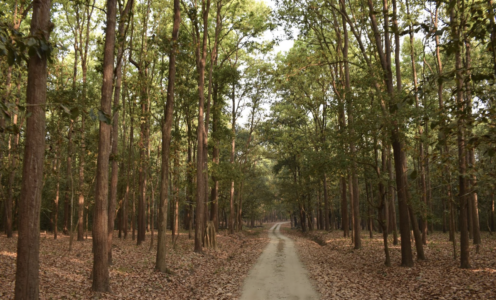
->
[240,223,319,300]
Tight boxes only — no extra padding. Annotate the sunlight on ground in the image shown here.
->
[470,268,496,274]
[0,251,16,258]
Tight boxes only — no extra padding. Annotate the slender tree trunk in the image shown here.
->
[464,40,481,249]
[348,173,354,243]
[406,0,428,245]
[172,139,180,241]
[77,112,86,241]
[107,0,132,263]
[209,1,222,231]
[1,63,12,237]
[387,146,398,245]
[92,0,117,291]
[14,1,51,298]
[131,101,136,241]
[77,0,93,242]
[149,181,155,249]
[490,193,494,232]
[229,82,236,235]
[119,65,129,239]
[5,73,21,239]
[323,174,330,231]
[339,3,360,247]
[318,184,323,230]
[238,181,244,231]
[54,140,61,240]
[155,0,180,272]
[184,118,193,234]
[366,182,373,238]
[377,141,390,266]
[64,121,73,235]
[450,1,470,269]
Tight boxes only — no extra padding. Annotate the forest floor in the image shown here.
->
[284,225,496,299]
[0,226,269,300]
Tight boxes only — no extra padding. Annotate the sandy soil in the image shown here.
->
[240,223,319,300]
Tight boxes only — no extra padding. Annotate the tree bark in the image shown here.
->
[229,78,236,235]
[14,0,51,298]
[209,0,223,232]
[323,174,330,231]
[77,0,94,242]
[63,121,73,236]
[156,0,180,272]
[464,39,481,249]
[108,0,133,263]
[92,0,117,291]
[450,0,470,269]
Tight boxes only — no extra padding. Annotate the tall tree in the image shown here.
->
[450,0,470,269]
[156,0,181,272]
[14,0,52,298]
[192,0,211,252]
[108,0,133,265]
[92,0,117,291]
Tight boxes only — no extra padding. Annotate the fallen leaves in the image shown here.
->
[0,227,269,300]
[284,226,496,300]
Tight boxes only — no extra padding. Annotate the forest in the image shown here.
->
[0,0,495,299]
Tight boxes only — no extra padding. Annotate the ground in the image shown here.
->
[2,226,495,299]
[284,226,496,300]
[0,227,269,300]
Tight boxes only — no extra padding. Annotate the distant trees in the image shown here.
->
[1,0,274,295]
[4,0,496,297]
[272,0,495,269]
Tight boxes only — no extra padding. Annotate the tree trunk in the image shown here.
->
[387,146,398,245]
[77,0,93,242]
[194,0,211,253]
[131,101,136,241]
[54,141,61,240]
[107,0,132,263]
[14,1,51,298]
[172,140,180,241]
[229,82,236,235]
[323,174,330,231]
[92,0,117,291]
[5,73,21,239]
[77,112,86,242]
[119,65,128,239]
[209,2,222,231]
[464,40,481,249]
[348,173,354,243]
[406,0,428,245]
[450,1,470,269]
[238,181,244,231]
[156,0,180,272]
[63,121,73,235]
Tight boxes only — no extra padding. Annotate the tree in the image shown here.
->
[14,0,52,298]
[156,0,180,272]
[92,0,117,291]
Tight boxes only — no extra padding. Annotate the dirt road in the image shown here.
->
[240,223,319,300]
